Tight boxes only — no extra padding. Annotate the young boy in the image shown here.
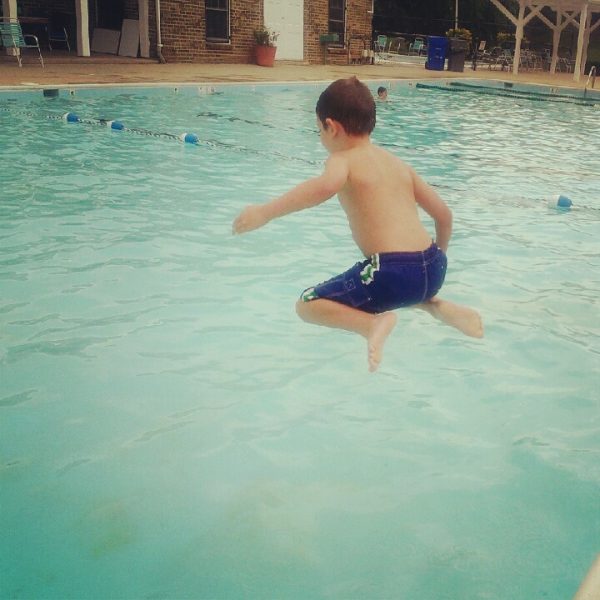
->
[376,86,388,101]
[233,77,482,372]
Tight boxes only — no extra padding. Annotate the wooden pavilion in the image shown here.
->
[487,0,600,80]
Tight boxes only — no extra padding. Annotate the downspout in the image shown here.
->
[155,0,166,63]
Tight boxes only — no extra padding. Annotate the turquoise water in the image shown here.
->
[1,81,599,599]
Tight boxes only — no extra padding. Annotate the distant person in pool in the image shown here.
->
[376,86,388,101]
[233,76,483,372]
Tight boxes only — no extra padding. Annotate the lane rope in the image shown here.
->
[0,105,322,166]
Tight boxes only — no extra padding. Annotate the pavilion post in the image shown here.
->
[581,11,597,75]
[573,2,589,81]
[2,0,16,19]
[512,0,526,74]
[2,0,18,57]
[549,12,561,73]
[75,0,90,57]
[139,0,150,58]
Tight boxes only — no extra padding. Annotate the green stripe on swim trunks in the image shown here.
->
[301,287,318,302]
[360,254,380,285]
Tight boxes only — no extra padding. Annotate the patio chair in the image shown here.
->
[408,38,426,56]
[374,35,388,54]
[48,12,71,51]
[479,46,501,65]
[0,21,44,67]
[387,37,407,55]
[490,48,512,71]
[557,55,574,73]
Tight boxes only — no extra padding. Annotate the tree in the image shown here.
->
[373,0,513,41]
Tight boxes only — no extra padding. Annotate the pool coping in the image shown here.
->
[1,76,597,100]
[0,60,595,92]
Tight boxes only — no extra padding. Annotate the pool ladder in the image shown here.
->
[583,65,597,98]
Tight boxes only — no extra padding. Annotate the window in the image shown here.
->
[96,0,123,29]
[206,0,229,42]
[329,0,345,45]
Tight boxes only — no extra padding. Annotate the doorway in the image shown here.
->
[264,0,304,61]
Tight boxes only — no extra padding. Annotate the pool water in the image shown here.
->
[1,81,599,599]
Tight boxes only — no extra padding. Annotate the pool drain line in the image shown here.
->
[415,82,600,106]
[196,111,315,135]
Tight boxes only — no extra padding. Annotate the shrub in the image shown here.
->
[253,26,279,47]
[446,28,472,42]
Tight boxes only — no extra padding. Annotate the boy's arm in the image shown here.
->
[410,167,453,252]
[233,155,349,234]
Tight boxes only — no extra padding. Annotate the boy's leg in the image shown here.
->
[416,296,484,338]
[296,299,397,372]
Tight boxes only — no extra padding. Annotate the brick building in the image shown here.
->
[1,0,374,65]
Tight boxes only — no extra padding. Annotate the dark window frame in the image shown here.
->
[205,0,230,43]
[328,0,346,46]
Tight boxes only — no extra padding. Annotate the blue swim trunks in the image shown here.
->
[301,243,447,314]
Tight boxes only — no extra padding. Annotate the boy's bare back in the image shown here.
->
[326,142,452,257]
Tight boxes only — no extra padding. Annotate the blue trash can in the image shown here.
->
[426,36,448,71]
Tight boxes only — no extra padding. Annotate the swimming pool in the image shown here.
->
[1,80,599,599]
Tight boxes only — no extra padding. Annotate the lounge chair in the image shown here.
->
[374,35,388,55]
[0,21,44,67]
[408,38,426,56]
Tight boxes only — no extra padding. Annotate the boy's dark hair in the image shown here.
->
[377,86,387,95]
[316,76,376,136]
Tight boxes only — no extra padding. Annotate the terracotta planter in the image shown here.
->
[255,45,277,67]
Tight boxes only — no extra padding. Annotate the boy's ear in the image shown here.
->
[325,117,343,135]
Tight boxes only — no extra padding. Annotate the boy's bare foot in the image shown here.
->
[367,312,397,372]
[420,298,484,338]
[448,305,484,338]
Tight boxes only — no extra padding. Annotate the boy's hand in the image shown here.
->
[232,204,269,235]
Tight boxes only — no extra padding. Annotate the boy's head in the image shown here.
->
[316,77,376,136]
[377,86,388,100]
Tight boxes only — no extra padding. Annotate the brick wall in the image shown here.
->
[152,0,372,65]
[149,0,262,64]
[1,0,372,64]
[304,0,373,65]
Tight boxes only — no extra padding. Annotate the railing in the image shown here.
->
[585,65,597,90]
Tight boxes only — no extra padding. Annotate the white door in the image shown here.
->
[264,0,304,61]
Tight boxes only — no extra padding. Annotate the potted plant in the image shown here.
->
[253,26,279,67]
[445,28,472,43]
[445,28,472,72]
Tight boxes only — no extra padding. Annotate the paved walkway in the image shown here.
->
[0,57,589,89]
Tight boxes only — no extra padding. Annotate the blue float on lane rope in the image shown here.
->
[107,120,125,130]
[555,194,573,209]
[63,112,80,123]
[180,132,200,144]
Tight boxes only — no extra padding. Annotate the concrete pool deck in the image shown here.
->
[0,56,594,90]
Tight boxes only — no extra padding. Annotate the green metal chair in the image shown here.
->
[375,35,388,54]
[0,21,45,67]
[408,38,426,56]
